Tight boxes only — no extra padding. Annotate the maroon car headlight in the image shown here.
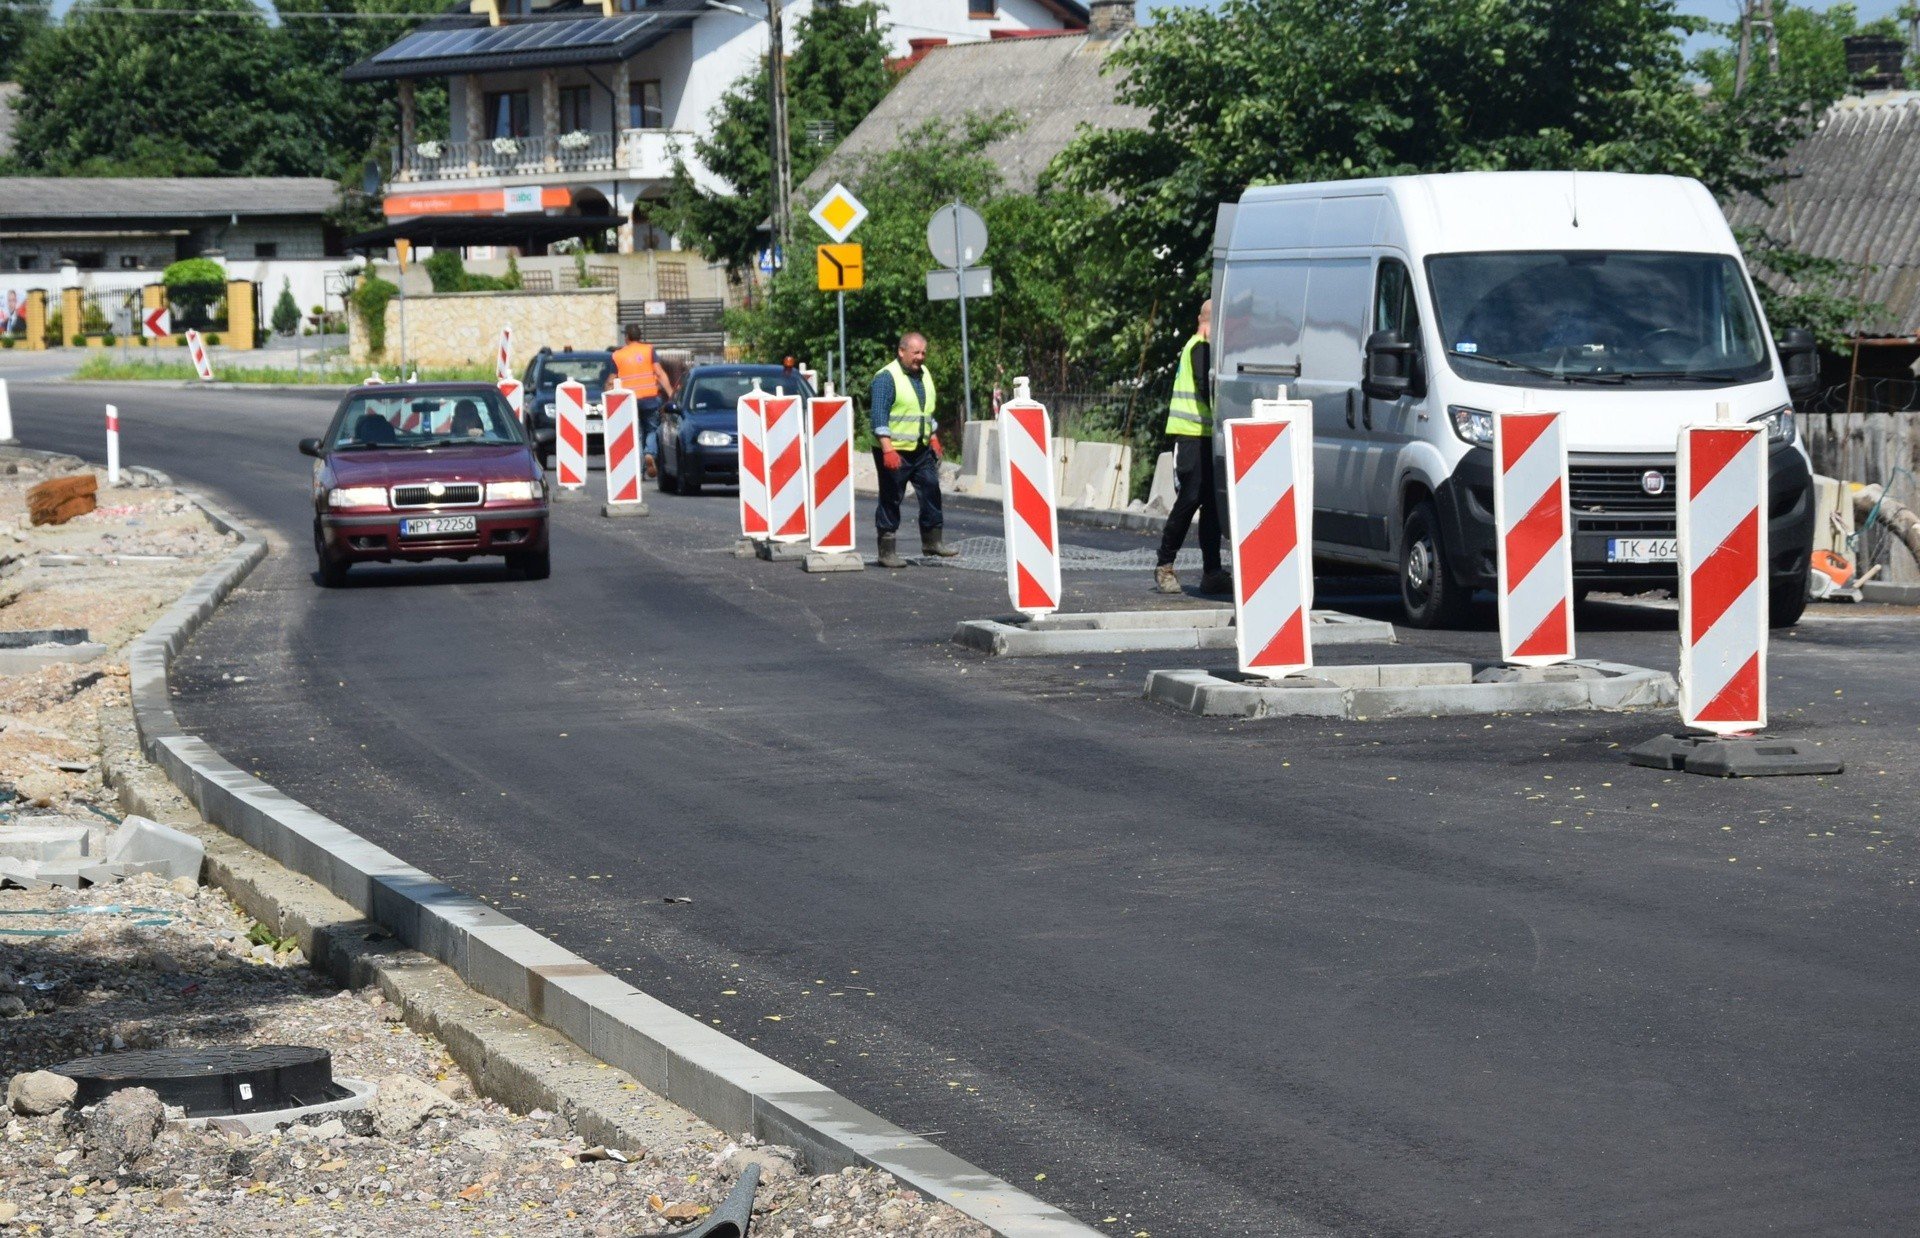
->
[487,480,541,502]
[327,486,388,508]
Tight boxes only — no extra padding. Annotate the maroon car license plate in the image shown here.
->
[399,515,477,537]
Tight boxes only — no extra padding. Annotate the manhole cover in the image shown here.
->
[51,1045,348,1116]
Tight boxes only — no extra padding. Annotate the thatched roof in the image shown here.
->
[797,32,1148,198]
[1726,91,1920,336]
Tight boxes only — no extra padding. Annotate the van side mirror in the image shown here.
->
[298,437,324,458]
[1776,326,1819,399]
[1362,330,1415,402]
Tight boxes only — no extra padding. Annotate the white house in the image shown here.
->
[345,0,1091,254]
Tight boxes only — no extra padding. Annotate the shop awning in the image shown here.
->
[346,214,623,251]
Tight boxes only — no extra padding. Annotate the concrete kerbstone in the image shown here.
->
[1146,658,1676,720]
[601,502,650,518]
[754,539,809,562]
[111,472,1107,1237]
[0,642,108,674]
[954,608,1395,657]
[802,551,865,573]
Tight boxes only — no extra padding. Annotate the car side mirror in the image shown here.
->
[1362,330,1415,402]
[1776,326,1819,400]
[298,437,324,458]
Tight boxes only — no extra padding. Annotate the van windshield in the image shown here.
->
[1426,251,1771,388]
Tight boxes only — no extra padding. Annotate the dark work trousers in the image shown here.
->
[873,445,943,535]
[1157,435,1222,572]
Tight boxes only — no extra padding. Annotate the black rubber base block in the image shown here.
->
[1628,734,1845,778]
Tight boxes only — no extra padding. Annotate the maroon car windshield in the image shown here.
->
[329,392,525,450]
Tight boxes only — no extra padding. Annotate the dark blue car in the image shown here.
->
[657,364,814,495]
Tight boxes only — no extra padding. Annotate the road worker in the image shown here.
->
[870,331,959,569]
[612,323,675,478]
[1155,299,1232,595]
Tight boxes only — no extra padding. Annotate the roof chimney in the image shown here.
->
[1844,34,1907,92]
[1088,0,1134,39]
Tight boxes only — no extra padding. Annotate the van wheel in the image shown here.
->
[1769,578,1808,628]
[1399,500,1470,628]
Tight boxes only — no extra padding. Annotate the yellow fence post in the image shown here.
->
[23,290,46,351]
[61,288,82,347]
[225,280,257,350]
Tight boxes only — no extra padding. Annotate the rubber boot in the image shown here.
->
[921,529,961,558]
[1154,565,1181,594]
[877,532,908,569]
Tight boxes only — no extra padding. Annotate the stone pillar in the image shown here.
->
[398,78,417,157]
[612,58,632,172]
[541,70,560,171]
[225,280,256,350]
[61,287,82,347]
[23,289,46,351]
[465,75,484,174]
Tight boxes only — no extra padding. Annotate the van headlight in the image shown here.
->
[1447,405,1494,447]
[697,430,733,447]
[327,486,387,508]
[1750,404,1795,444]
[488,480,540,502]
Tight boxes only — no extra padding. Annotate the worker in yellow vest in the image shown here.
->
[1155,299,1231,594]
[612,323,675,478]
[871,331,959,568]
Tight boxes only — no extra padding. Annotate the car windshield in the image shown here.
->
[328,392,525,450]
[539,358,611,388]
[1426,251,1771,387]
[684,373,809,411]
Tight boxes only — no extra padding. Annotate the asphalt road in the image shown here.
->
[15,383,1920,1237]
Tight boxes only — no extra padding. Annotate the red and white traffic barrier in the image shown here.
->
[185,329,213,382]
[496,325,512,383]
[105,404,120,486]
[1494,410,1574,665]
[498,378,524,424]
[737,389,770,539]
[805,385,856,554]
[1678,410,1768,733]
[763,391,807,542]
[603,388,644,506]
[1225,398,1314,677]
[0,379,14,444]
[997,378,1060,617]
[364,372,383,385]
[555,379,589,490]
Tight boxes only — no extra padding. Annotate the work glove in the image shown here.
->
[882,449,904,471]
[930,435,944,459]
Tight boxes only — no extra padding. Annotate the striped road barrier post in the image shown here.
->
[555,379,589,492]
[764,391,808,543]
[602,388,648,515]
[105,405,120,486]
[1678,410,1767,733]
[736,388,770,540]
[1494,410,1574,666]
[997,377,1061,617]
[806,386,857,555]
[496,325,512,383]
[185,329,213,381]
[1225,396,1314,678]
[0,379,15,444]
[497,379,524,424]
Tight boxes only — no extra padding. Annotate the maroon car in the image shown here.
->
[300,383,550,586]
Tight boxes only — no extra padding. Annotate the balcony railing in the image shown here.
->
[397,129,694,182]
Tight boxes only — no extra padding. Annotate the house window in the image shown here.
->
[968,0,995,16]
[120,255,145,269]
[65,251,106,270]
[18,255,42,271]
[254,242,278,259]
[558,85,592,133]
[628,80,663,129]
[484,90,531,139]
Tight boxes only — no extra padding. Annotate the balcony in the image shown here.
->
[396,129,695,183]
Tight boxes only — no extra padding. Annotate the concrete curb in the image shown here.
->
[1144,659,1677,720]
[954,607,1395,657]
[1861,580,1920,606]
[123,488,1101,1236]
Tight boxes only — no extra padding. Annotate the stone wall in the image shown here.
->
[351,288,619,371]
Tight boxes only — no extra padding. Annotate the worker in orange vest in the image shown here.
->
[612,323,676,477]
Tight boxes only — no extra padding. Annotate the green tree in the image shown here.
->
[1052,0,1842,380]
[163,257,227,329]
[1695,2,1904,102]
[275,0,450,181]
[272,278,302,336]
[0,0,49,79]
[664,0,895,273]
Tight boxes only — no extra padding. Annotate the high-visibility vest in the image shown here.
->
[878,359,936,450]
[1165,333,1211,437]
[612,341,660,399]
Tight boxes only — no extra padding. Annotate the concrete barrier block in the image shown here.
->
[850,451,878,493]
[101,815,204,880]
[959,420,1001,491]
[1146,451,1175,513]
[0,820,96,862]
[1061,441,1131,510]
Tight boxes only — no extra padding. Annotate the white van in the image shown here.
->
[1209,172,1817,627]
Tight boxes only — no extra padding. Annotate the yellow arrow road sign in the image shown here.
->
[817,244,864,292]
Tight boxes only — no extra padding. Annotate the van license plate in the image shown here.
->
[400,516,477,537]
[1607,537,1677,564]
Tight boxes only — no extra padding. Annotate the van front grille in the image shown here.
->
[1569,465,1675,513]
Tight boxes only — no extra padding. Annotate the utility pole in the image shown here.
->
[1734,0,1780,97]
[767,0,793,257]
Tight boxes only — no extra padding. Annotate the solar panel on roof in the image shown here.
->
[356,14,671,74]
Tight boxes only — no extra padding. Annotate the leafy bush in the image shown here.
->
[271,278,301,335]
[349,266,399,357]
[81,300,110,333]
[163,257,226,328]
[426,249,517,294]
[504,253,523,290]
[204,332,222,346]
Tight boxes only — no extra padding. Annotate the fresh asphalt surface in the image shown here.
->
[15,383,1919,1237]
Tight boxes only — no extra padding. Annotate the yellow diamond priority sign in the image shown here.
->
[809,183,868,244]
[817,244,863,292]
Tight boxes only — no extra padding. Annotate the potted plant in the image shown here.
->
[491,136,520,157]
[557,129,592,151]
[415,139,444,161]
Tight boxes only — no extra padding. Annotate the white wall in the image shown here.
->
[0,258,360,334]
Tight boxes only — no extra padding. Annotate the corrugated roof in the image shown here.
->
[1726,91,1920,335]
[797,33,1146,198]
[0,178,340,221]
[344,2,705,81]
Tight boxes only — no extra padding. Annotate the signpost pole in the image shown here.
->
[837,291,847,400]
[952,201,973,430]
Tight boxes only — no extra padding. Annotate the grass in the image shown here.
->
[70,356,498,385]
